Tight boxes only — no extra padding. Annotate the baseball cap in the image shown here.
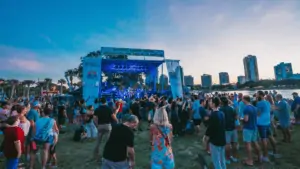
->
[32,101,41,107]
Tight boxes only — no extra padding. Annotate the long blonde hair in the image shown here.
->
[153,106,170,126]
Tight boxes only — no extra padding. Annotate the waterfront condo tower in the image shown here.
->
[274,62,293,80]
[184,75,194,86]
[219,72,230,85]
[243,55,259,82]
[201,74,212,88]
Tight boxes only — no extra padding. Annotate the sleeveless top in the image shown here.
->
[34,117,55,142]
[151,125,173,159]
[19,120,30,136]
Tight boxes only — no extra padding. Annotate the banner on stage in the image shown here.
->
[165,60,183,98]
[83,57,102,107]
[101,47,164,57]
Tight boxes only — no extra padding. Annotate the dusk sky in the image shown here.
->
[1,0,300,84]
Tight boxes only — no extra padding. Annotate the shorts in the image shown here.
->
[257,125,271,139]
[225,130,238,144]
[193,119,202,126]
[102,159,129,169]
[243,129,258,143]
[6,158,19,169]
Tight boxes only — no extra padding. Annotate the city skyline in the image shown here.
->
[1,1,300,84]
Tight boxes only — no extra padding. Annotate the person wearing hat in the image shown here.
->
[26,101,40,161]
[291,92,300,124]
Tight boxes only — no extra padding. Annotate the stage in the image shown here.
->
[82,47,184,106]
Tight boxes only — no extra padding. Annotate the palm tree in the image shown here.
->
[36,81,46,96]
[7,79,19,99]
[57,79,66,94]
[72,68,79,84]
[65,69,74,86]
[44,78,52,91]
[23,80,35,98]
[77,62,83,80]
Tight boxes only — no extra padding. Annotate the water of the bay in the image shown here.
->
[193,89,300,99]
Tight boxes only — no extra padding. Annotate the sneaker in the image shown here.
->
[230,156,238,162]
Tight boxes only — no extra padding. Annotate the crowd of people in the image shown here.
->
[0,90,299,169]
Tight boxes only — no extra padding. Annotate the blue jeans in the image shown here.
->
[209,143,226,169]
[6,158,19,169]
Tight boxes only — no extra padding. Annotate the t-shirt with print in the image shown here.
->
[243,105,257,130]
[256,100,271,126]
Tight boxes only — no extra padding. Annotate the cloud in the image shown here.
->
[7,58,43,71]
[0,45,83,81]
[141,0,300,83]
[3,0,300,85]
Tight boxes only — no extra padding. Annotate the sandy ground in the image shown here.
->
[1,123,300,169]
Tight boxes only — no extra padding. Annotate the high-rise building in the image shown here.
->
[201,74,212,87]
[274,62,293,80]
[159,74,168,85]
[237,75,246,84]
[291,73,300,80]
[219,72,230,85]
[243,55,259,82]
[184,75,194,86]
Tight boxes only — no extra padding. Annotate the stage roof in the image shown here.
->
[101,59,164,73]
[101,47,164,58]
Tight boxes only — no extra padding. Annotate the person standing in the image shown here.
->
[242,95,261,166]
[102,115,138,169]
[150,102,175,169]
[170,101,179,137]
[26,101,40,162]
[192,95,201,134]
[220,97,238,164]
[93,97,117,161]
[205,97,226,169]
[256,91,271,162]
[274,94,291,142]
[3,116,25,169]
[291,92,300,124]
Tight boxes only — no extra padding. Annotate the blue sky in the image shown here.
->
[1,0,300,84]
